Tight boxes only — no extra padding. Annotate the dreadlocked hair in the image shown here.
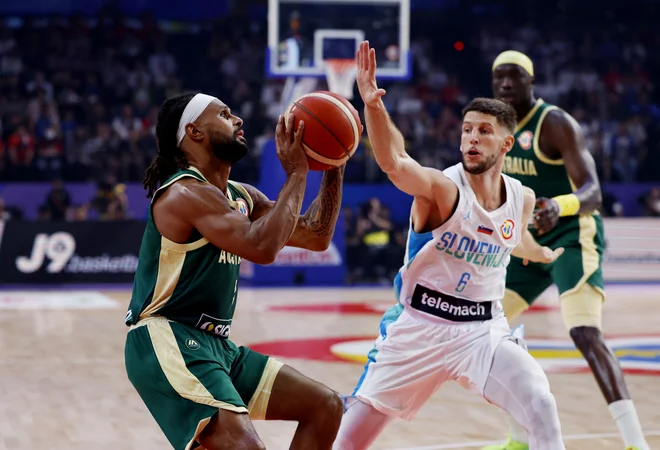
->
[143,92,198,198]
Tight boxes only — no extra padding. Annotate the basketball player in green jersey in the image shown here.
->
[124,92,346,450]
[481,51,649,450]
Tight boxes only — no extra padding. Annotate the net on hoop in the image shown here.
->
[323,58,357,99]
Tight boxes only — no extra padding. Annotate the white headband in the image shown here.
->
[176,93,218,146]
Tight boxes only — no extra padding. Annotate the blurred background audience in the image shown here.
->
[0,0,658,283]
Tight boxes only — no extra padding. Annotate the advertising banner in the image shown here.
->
[602,218,660,282]
[0,221,144,284]
[248,139,346,286]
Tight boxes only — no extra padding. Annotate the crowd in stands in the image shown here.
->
[0,2,658,282]
[0,3,658,187]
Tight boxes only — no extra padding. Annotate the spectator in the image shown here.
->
[358,198,395,283]
[6,123,35,181]
[0,196,10,221]
[639,188,660,217]
[43,179,71,221]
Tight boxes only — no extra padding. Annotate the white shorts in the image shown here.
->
[351,306,512,421]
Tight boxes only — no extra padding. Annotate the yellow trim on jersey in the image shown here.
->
[144,318,249,420]
[162,236,209,252]
[515,98,544,133]
[186,166,209,182]
[140,238,189,318]
[560,283,604,331]
[560,215,602,298]
[532,105,564,165]
[502,288,531,322]
[180,168,253,213]
[152,174,196,203]
[228,180,254,213]
[247,358,283,420]
[186,418,212,450]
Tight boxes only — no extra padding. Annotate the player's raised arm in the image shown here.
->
[533,110,602,234]
[240,164,345,252]
[356,41,457,203]
[512,187,564,264]
[156,114,309,265]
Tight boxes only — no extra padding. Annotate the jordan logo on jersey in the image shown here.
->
[517,130,533,150]
[500,219,515,240]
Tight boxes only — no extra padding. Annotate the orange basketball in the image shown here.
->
[285,91,363,171]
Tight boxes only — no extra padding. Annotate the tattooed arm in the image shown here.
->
[240,165,345,251]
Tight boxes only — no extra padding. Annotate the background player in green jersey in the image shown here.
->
[482,51,649,450]
[124,92,346,450]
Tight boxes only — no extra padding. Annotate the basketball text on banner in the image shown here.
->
[0,221,145,284]
[601,218,660,282]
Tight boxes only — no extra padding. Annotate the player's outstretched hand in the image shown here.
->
[523,246,564,266]
[533,197,561,235]
[276,113,309,176]
[356,40,386,107]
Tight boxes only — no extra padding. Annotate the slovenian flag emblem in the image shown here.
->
[477,225,494,235]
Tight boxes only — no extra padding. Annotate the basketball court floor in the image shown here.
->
[1,284,659,450]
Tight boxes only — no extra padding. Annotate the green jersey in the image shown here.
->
[502,99,575,199]
[125,167,254,338]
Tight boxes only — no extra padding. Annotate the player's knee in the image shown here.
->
[237,438,266,450]
[236,438,266,450]
[520,383,559,435]
[311,387,344,427]
[530,388,558,418]
[201,432,266,450]
[198,411,266,450]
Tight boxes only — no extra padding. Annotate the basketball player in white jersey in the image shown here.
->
[333,41,566,450]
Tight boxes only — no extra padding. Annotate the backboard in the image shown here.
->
[267,0,411,80]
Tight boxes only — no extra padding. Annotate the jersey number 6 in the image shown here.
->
[455,272,471,293]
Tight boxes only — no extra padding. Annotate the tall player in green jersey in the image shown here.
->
[482,52,650,450]
[124,92,347,450]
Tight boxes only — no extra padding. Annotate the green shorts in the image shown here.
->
[125,317,278,450]
[506,214,605,305]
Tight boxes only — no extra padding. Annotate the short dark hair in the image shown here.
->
[462,97,517,134]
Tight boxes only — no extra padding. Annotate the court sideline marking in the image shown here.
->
[393,430,660,449]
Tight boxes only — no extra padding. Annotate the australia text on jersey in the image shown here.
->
[435,231,513,267]
[503,156,538,176]
[218,249,241,265]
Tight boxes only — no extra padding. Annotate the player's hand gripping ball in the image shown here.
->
[285,91,363,171]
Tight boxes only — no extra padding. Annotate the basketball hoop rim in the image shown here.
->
[323,58,357,99]
[324,58,357,72]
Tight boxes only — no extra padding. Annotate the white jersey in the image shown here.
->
[395,163,526,323]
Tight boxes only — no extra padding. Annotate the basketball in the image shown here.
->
[285,90,363,171]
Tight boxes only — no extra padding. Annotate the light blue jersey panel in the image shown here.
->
[352,226,435,395]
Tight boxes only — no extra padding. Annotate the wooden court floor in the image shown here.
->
[1,284,659,450]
